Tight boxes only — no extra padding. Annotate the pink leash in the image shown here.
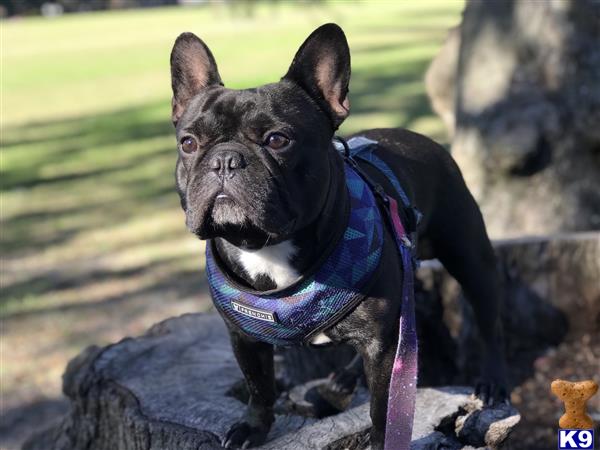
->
[334,137,419,449]
[383,196,418,450]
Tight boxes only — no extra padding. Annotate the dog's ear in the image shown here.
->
[283,23,351,130]
[170,32,223,125]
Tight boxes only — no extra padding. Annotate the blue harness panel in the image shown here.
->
[342,136,421,241]
[206,162,384,346]
[342,136,411,206]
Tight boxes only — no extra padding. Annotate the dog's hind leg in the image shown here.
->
[327,353,363,396]
[427,187,508,404]
[309,353,363,417]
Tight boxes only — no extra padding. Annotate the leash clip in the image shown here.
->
[401,235,413,248]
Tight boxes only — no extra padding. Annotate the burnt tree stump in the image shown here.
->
[24,232,599,450]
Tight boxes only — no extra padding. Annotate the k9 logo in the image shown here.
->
[558,429,595,449]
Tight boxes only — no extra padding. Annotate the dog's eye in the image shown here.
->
[180,136,198,154]
[265,133,290,150]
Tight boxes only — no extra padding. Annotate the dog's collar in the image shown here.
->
[206,161,384,345]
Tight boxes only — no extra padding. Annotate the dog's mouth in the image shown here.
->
[185,192,260,241]
[209,191,247,226]
[184,178,299,246]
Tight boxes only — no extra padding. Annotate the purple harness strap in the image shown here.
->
[339,137,419,449]
[384,196,418,450]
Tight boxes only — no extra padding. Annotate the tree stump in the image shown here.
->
[426,0,600,238]
[23,313,519,450]
[23,232,599,450]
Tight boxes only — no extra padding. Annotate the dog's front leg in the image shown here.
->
[223,328,275,449]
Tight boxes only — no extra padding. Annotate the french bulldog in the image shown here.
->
[170,23,508,449]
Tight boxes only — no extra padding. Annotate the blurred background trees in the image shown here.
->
[2,0,178,17]
[426,0,600,238]
[1,0,303,17]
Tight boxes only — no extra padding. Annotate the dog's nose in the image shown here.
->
[208,151,246,178]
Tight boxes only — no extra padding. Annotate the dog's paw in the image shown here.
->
[327,368,359,395]
[222,421,269,449]
[303,370,358,416]
[475,379,509,406]
[476,354,510,406]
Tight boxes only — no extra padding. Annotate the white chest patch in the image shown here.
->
[236,240,300,289]
[309,332,333,345]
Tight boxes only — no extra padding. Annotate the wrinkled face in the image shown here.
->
[170,24,351,247]
[175,83,333,245]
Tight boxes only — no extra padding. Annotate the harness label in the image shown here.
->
[231,300,277,323]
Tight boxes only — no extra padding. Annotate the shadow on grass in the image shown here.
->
[1,98,173,150]
[1,101,174,191]
[351,61,434,122]
[1,101,178,255]
[1,251,190,307]
[2,271,208,322]
[0,184,176,255]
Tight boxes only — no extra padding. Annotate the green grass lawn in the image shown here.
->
[0,2,462,446]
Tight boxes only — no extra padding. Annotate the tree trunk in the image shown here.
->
[23,232,599,450]
[426,0,600,238]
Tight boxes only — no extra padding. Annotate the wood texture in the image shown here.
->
[23,313,519,450]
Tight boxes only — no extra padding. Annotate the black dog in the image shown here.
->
[170,24,508,449]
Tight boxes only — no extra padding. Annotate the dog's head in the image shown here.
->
[170,24,350,248]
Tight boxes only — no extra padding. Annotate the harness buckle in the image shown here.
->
[401,235,413,248]
[373,184,389,203]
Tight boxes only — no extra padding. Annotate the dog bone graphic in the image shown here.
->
[551,379,599,429]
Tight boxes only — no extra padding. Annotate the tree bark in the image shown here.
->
[21,314,519,450]
[426,0,600,238]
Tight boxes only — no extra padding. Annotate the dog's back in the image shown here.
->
[351,127,485,261]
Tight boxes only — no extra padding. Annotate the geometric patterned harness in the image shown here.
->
[206,156,384,346]
[206,136,419,450]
